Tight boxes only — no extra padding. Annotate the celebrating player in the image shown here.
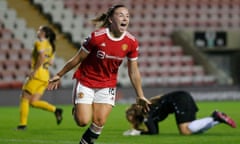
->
[48,4,150,144]
[16,25,63,130]
[124,91,236,136]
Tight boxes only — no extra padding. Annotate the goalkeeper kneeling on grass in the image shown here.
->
[123,90,236,136]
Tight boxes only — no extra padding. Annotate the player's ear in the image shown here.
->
[108,17,113,24]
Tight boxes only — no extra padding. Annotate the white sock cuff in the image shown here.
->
[90,123,104,135]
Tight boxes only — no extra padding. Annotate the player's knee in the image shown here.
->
[74,115,89,127]
[92,118,106,127]
[29,100,37,107]
[179,126,193,135]
[179,123,192,135]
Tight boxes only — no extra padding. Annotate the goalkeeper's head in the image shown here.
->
[126,104,145,129]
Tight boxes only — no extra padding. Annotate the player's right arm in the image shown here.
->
[48,49,88,90]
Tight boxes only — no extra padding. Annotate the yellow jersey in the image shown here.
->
[31,39,54,82]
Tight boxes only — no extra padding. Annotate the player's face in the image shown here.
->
[127,114,133,123]
[37,26,45,39]
[126,108,136,124]
[109,7,129,36]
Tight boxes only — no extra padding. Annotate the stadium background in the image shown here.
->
[1,0,240,106]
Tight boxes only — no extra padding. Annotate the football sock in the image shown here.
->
[188,117,219,134]
[80,123,103,144]
[19,98,29,126]
[31,100,56,112]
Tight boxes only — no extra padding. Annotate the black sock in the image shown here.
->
[79,128,99,144]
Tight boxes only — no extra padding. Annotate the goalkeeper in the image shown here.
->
[124,90,236,136]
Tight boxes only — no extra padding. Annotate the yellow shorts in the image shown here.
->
[22,77,48,95]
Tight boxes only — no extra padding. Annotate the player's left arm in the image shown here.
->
[142,115,159,135]
[48,54,55,66]
[30,50,45,78]
[128,60,151,111]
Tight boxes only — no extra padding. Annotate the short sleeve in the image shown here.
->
[127,39,139,61]
[82,32,96,53]
[34,41,45,53]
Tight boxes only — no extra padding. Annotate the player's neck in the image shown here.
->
[109,28,123,38]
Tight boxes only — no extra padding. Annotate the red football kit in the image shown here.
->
[73,28,139,88]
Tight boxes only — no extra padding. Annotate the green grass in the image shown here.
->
[0,101,239,144]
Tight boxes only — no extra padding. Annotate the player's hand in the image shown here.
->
[48,75,61,90]
[137,97,151,112]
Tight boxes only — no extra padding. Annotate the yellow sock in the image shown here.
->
[31,100,56,112]
[19,98,29,126]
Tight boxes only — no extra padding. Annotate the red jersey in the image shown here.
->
[73,28,139,88]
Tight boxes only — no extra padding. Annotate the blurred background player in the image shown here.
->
[16,25,63,130]
[124,90,236,136]
[48,4,150,144]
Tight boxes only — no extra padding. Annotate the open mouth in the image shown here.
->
[120,23,127,27]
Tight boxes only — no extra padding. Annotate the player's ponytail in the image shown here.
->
[41,26,56,53]
[91,4,126,28]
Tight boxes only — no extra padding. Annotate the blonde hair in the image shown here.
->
[91,4,126,28]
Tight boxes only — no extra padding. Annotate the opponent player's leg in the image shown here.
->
[29,83,63,125]
[179,117,218,135]
[177,107,218,135]
[183,110,236,135]
[17,91,31,130]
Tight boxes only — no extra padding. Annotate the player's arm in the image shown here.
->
[141,115,159,135]
[128,60,151,111]
[30,50,45,78]
[48,49,88,90]
[48,54,55,66]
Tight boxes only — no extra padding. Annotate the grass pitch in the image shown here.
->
[0,101,239,144]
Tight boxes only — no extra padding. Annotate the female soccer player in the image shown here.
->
[48,4,150,144]
[16,26,63,130]
[123,91,236,136]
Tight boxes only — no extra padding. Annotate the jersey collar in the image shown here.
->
[106,28,126,41]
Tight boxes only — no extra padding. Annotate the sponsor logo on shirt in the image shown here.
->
[96,50,124,60]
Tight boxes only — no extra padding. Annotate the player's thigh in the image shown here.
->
[75,103,92,124]
[92,103,112,126]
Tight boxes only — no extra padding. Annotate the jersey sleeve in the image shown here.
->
[142,111,159,135]
[82,32,96,53]
[127,38,139,61]
[34,41,45,53]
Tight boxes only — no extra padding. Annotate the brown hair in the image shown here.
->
[41,26,56,53]
[91,4,126,28]
[126,104,145,130]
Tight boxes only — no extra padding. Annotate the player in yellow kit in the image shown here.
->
[16,25,63,130]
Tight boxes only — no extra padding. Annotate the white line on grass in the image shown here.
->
[0,138,118,144]
[0,138,75,144]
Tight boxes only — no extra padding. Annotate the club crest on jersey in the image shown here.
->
[78,92,84,98]
[122,44,128,51]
